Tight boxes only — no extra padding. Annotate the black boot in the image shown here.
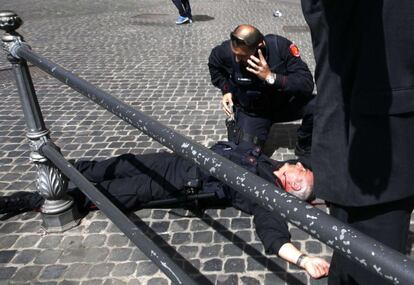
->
[0,192,44,214]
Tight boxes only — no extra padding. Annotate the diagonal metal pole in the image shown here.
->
[10,42,414,285]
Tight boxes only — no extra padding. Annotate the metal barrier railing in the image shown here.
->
[1,11,414,285]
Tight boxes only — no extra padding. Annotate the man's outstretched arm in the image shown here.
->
[278,243,330,279]
[252,205,330,279]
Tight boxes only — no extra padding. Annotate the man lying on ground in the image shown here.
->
[0,141,329,279]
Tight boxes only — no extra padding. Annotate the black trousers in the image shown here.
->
[74,152,196,211]
[328,198,414,285]
[232,95,315,151]
[171,0,192,19]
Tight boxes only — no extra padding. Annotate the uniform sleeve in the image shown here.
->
[208,43,232,95]
[272,37,314,96]
[252,204,291,255]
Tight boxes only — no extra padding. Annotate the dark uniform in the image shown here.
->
[301,0,414,284]
[208,34,315,150]
[73,141,291,255]
[0,142,296,255]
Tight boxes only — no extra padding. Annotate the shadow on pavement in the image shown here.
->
[196,211,307,285]
[128,211,214,285]
[192,15,215,22]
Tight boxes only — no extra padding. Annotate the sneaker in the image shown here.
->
[176,16,189,25]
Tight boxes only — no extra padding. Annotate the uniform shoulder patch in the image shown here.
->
[289,43,300,57]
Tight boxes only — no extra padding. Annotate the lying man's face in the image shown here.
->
[273,162,314,201]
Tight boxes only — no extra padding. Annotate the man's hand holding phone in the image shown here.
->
[246,49,272,81]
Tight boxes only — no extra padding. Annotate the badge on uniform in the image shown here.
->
[289,44,300,57]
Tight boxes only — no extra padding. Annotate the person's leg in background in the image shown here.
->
[181,0,192,22]
[171,0,190,24]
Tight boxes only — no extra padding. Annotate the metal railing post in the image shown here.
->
[0,11,79,232]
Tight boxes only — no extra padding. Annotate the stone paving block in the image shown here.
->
[103,279,127,285]
[230,218,252,230]
[264,272,287,285]
[169,220,189,232]
[111,262,137,277]
[126,280,141,285]
[216,274,239,285]
[224,258,246,273]
[61,236,84,249]
[39,264,68,280]
[190,219,210,231]
[107,234,129,247]
[135,261,159,276]
[177,245,199,259]
[11,265,43,282]
[0,267,17,280]
[81,280,102,285]
[59,280,80,285]
[286,271,308,285]
[0,222,22,234]
[128,246,149,261]
[148,221,169,233]
[240,276,261,285]
[64,263,92,279]
[38,235,63,249]
[223,244,243,257]
[171,232,191,245]
[82,234,107,247]
[151,210,167,219]
[233,230,252,243]
[0,235,18,249]
[305,241,323,254]
[147,278,167,285]
[14,235,41,248]
[203,258,223,271]
[34,249,63,264]
[199,244,222,258]
[268,257,289,273]
[11,249,40,264]
[290,228,311,241]
[108,248,132,262]
[193,231,213,243]
[0,250,16,263]
[88,263,115,278]
[16,220,42,233]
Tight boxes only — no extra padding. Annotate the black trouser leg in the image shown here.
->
[328,198,414,285]
[171,0,187,17]
[181,0,192,19]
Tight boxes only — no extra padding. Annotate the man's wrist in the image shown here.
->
[265,72,276,85]
[296,254,307,268]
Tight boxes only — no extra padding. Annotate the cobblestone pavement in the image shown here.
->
[0,0,412,284]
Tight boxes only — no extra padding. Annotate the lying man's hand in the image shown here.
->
[222,92,234,116]
[302,256,330,279]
